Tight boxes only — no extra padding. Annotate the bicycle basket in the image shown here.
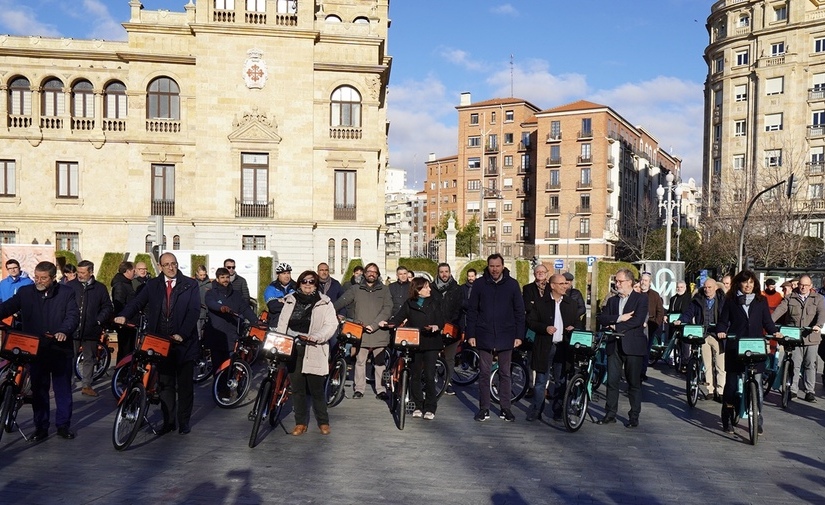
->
[680,324,706,345]
[139,333,171,357]
[737,337,767,363]
[778,326,802,342]
[394,327,420,349]
[341,321,364,341]
[263,331,295,358]
[569,331,595,352]
[0,330,40,360]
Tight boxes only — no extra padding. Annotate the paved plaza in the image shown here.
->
[0,359,824,505]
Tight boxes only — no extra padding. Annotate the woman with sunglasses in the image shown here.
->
[382,277,444,420]
[275,270,339,435]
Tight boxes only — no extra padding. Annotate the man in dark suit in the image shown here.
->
[596,268,648,428]
[114,252,200,434]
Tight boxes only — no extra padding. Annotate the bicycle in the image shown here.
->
[212,315,266,408]
[489,345,530,404]
[0,326,41,442]
[649,314,681,370]
[561,330,610,432]
[384,326,420,430]
[679,324,708,407]
[192,336,214,383]
[111,320,171,451]
[74,330,114,383]
[730,335,768,446]
[325,320,361,408]
[771,326,808,409]
[248,330,296,448]
[450,339,480,386]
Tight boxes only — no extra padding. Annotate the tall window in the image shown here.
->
[216,0,235,8]
[765,76,784,95]
[735,50,749,66]
[738,14,750,27]
[549,170,560,186]
[774,5,787,22]
[328,239,336,274]
[503,155,513,167]
[71,80,94,118]
[354,239,361,258]
[56,162,79,198]
[549,195,560,210]
[809,184,824,200]
[55,232,79,251]
[714,56,724,73]
[504,133,513,144]
[550,121,561,139]
[8,77,32,115]
[246,0,265,11]
[0,231,15,244]
[816,37,825,53]
[733,154,745,170]
[581,143,591,160]
[340,239,348,272]
[172,235,180,250]
[334,170,356,220]
[813,110,825,126]
[771,42,785,56]
[147,77,180,120]
[580,218,590,234]
[549,244,558,255]
[811,147,824,165]
[814,73,825,91]
[580,194,591,210]
[241,153,268,203]
[242,235,266,250]
[490,111,496,124]
[42,78,65,117]
[580,118,592,136]
[104,82,127,118]
[550,145,561,163]
[152,164,175,215]
[734,84,747,102]
[0,160,15,197]
[548,219,559,234]
[330,86,361,127]
[277,0,297,13]
[580,167,591,184]
[734,120,746,137]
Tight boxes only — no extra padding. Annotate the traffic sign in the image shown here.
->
[554,259,564,269]
[587,256,597,266]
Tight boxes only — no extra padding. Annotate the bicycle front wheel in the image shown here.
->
[747,380,759,446]
[563,373,588,432]
[686,358,700,408]
[112,383,147,451]
[110,363,129,400]
[452,348,480,385]
[0,383,15,440]
[781,361,793,409]
[325,357,347,408]
[213,360,253,408]
[433,358,448,399]
[490,361,528,403]
[192,346,214,383]
[249,379,272,448]
[270,369,290,427]
[394,369,408,431]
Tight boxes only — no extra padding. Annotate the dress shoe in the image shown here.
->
[158,423,176,435]
[375,391,389,401]
[626,419,639,428]
[805,392,817,403]
[352,391,364,399]
[28,429,48,442]
[319,424,331,435]
[790,391,798,399]
[525,407,537,422]
[179,424,191,435]
[57,427,75,439]
[596,416,616,425]
[291,424,308,436]
[81,387,99,397]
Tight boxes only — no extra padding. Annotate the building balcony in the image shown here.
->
[517,210,530,219]
[102,119,126,132]
[151,199,175,216]
[809,88,825,101]
[759,55,785,67]
[607,156,615,168]
[607,181,615,192]
[330,127,362,139]
[245,11,266,24]
[485,143,499,153]
[577,155,593,165]
[518,141,531,151]
[576,205,592,214]
[546,133,562,142]
[517,164,532,175]
[576,230,591,239]
[146,119,181,133]
[334,205,356,220]
[517,232,530,241]
[41,117,63,129]
[71,118,94,131]
[274,13,298,26]
[607,206,615,216]
[578,130,593,140]
[546,156,562,167]
[808,125,825,139]
[484,210,498,219]
[545,206,560,216]
[235,199,274,218]
[516,187,529,197]
[544,231,560,239]
[576,181,592,190]
[807,161,825,176]
[484,167,499,176]
[545,182,561,191]
[8,114,32,128]
[213,8,236,22]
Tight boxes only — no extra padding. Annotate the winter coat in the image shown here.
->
[264,280,296,326]
[0,273,33,302]
[204,280,257,351]
[679,291,725,330]
[771,291,825,346]
[433,276,463,326]
[566,287,587,329]
[716,294,777,373]
[524,286,579,373]
[118,272,201,365]
[596,290,649,357]
[388,297,445,352]
[276,293,338,376]
[389,280,411,317]
[67,277,113,341]
[333,279,393,347]
[668,291,693,315]
[0,281,79,353]
[465,267,526,352]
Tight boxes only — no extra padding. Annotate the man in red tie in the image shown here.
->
[114,252,200,434]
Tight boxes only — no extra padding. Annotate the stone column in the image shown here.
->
[445,216,457,268]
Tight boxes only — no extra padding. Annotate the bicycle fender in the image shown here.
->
[114,354,133,369]
[216,359,232,374]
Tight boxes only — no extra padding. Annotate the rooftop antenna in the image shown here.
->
[510,54,514,97]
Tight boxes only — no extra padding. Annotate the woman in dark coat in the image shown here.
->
[384,277,444,419]
[716,270,780,434]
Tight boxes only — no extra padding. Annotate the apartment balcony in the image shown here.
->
[759,55,785,67]
[41,117,63,130]
[545,182,561,191]
[151,199,175,216]
[607,156,615,168]
[71,118,94,131]
[213,8,235,22]
[807,161,825,176]
[576,205,592,214]
[329,127,362,139]
[516,187,529,197]
[484,167,499,176]
[245,10,266,24]
[485,143,499,153]
[808,125,825,139]
[808,87,825,102]
[577,155,593,165]
[517,210,531,219]
[544,231,560,239]
[334,205,356,220]
[518,141,531,151]
[607,206,615,216]
[517,164,532,175]
[102,119,126,132]
[578,130,593,140]
[546,133,562,142]
[545,206,560,216]
[576,180,592,190]
[576,230,591,239]
[235,199,274,218]
[146,119,181,133]
[8,114,32,128]
[484,210,498,219]
[546,157,562,167]
[517,232,530,241]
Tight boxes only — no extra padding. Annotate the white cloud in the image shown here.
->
[438,47,487,72]
[487,58,589,108]
[81,0,126,40]
[491,4,518,16]
[0,4,61,37]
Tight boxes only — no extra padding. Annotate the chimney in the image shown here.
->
[460,92,472,106]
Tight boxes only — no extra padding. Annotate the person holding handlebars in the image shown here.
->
[204,267,258,372]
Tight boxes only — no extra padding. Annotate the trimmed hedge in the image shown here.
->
[458,259,486,284]
[133,253,157,277]
[593,261,639,312]
[397,257,438,279]
[191,254,207,277]
[574,261,588,294]
[257,256,273,312]
[515,259,529,287]
[342,259,364,283]
[55,250,78,270]
[97,252,125,289]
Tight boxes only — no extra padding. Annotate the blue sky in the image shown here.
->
[0,0,712,187]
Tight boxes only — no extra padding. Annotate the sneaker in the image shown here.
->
[375,391,389,401]
[805,392,817,403]
[525,407,537,422]
[412,409,423,418]
[353,391,364,399]
[423,412,435,420]
[790,391,798,399]
[500,408,515,422]
[444,384,456,396]
[758,426,764,435]
[474,409,490,422]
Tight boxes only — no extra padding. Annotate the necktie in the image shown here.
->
[166,279,173,303]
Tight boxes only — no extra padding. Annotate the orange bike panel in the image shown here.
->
[2,331,40,356]
[394,328,420,348]
[248,325,267,342]
[442,322,459,340]
[341,321,364,340]
[216,358,232,373]
[1,316,13,326]
[140,334,171,357]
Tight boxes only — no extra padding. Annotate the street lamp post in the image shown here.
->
[656,172,681,262]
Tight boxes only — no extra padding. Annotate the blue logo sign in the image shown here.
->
[587,256,597,266]
[554,259,564,269]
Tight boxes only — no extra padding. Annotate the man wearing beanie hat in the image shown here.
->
[563,272,586,329]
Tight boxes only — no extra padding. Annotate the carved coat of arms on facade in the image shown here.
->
[243,49,268,89]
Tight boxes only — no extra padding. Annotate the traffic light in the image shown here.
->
[786,174,795,199]
[147,219,157,243]
[745,256,754,271]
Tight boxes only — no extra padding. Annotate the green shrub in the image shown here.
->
[574,261,588,294]
[593,261,638,312]
[397,257,438,279]
[191,254,207,277]
[515,259,529,287]
[97,252,125,289]
[458,259,486,284]
[133,253,157,277]
[55,250,78,270]
[342,259,364,283]
[257,256,273,311]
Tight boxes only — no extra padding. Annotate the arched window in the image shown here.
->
[145,234,153,253]
[173,235,180,250]
[104,81,127,119]
[72,80,94,118]
[8,77,32,115]
[354,239,361,258]
[328,239,336,274]
[325,15,342,23]
[330,86,361,127]
[341,239,349,272]
[42,78,65,117]
[353,16,369,24]
[147,77,180,120]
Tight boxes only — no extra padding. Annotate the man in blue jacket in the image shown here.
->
[0,261,79,441]
[466,254,525,422]
[114,252,200,434]
[0,259,33,302]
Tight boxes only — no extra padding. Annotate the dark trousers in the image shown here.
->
[30,348,74,430]
[605,348,643,421]
[411,349,439,413]
[115,326,136,364]
[443,340,459,386]
[533,343,564,416]
[641,321,660,377]
[289,346,329,426]
[478,349,512,410]
[158,360,194,428]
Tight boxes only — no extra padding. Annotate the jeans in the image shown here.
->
[478,349,512,410]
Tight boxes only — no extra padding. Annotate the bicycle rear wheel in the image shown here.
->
[112,383,147,451]
[76,343,111,382]
[270,369,290,427]
[490,361,528,403]
[212,360,253,408]
[433,358,447,399]
[747,380,759,446]
[563,373,588,432]
[193,346,214,383]
[452,348,480,385]
[781,361,793,409]
[394,369,408,431]
[110,363,130,400]
[0,383,15,440]
[249,379,272,448]
[686,358,700,408]
[326,357,347,408]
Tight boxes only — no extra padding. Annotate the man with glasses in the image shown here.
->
[1,259,33,302]
[673,278,727,402]
[0,261,79,441]
[317,262,343,304]
[771,274,825,402]
[596,268,648,427]
[334,262,393,400]
[114,252,200,434]
[223,258,251,308]
[131,261,151,294]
